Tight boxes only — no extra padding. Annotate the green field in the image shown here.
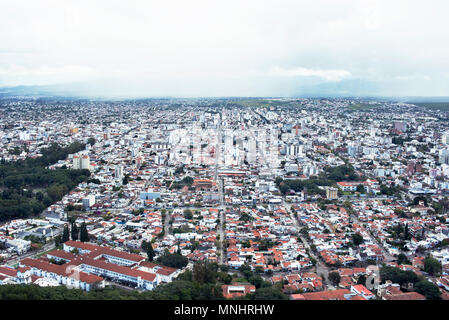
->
[230,99,293,108]
[347,102,378,111]
[412,102,449,111]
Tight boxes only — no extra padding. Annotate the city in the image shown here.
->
[0,97,448,300]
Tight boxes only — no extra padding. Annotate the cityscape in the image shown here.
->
[1,0,449,307]
[0,97,449,301]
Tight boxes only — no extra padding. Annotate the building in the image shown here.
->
[20,258,104,291]
[325,187,338,200]
[439,149,449,165]
[1,237,31,254]
[139,189,161,201]
[16,240,179,291]
[394,121,407,132]
[81,155,91,171]
[350,285,376,300]
[72,155,81,169]
[222,283,256,299]
[115,165,124,180]
[82,195,96,209]
[442,131,449,145]
[73,153,91,171]
[336,182,360,192]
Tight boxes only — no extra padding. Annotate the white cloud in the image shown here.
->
[269,67,352,82]
[0,64,95,77]
[0,0,448,96]
[0,64,97,86]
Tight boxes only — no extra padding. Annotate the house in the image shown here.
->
[222,283,256,299]
[350,284,375,300]
[337,182,360,192]
[301,289,354,300]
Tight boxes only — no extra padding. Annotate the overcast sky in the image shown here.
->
[1,0,449,97]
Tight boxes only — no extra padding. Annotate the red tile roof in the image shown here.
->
[0,266,17,277]
[301,289,351,300]
[21,258,103,284]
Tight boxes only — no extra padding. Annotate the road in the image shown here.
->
[287,203,331,284]
[217,179,225,264]
[350,213,395,262]
[6,242,56,267]
[284,200,331,285]
[247,109,268,168]
[214,111,226,265]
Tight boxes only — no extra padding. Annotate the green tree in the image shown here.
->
[122,174,130,185]
[193,261,218,284]
[184,209,193,220]
[156,252,188,268]
[71,223,79,241]
[251,287,288,300]
[356,184,365,193]
[54,235,62,247]
[79,222,89,242]
[380,266,419,286]
[147,244,155,262]
[62,224,70,243]
[182,176,194,185]
[414,280,442,300]
[328,271,341,285]
[357,275,367,285]
[424,257,442,276]
[87,137,96,146]
[352,233,364,246]
[397,253,411,265]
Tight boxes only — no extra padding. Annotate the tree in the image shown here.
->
[156,252,188,268]
[424,257,442,276]
[71,223,79,241]
[251,287,288,300]
[147,244,155,262]
[54,235,62,247]
[122,174,130,185]
[87,137,96,146]
[182,176,194,185]
[328,271,341,285]
[141,240,150,252]
[414,280,442,300]
[79,222,89,242]
[357,275,367,285]
[183,209,193,220]
[380,266,419,286]
[192,261,218,284]
[352,233,364,246]
[356,184,365,193]
[62,224,70,243]
[395,252,408,264]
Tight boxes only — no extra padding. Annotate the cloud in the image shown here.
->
[269,67,352,82]
[0,64,95,77]
[0,64,97,86]
[0,0,448,96]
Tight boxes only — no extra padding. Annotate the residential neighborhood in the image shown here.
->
[0,97,449,301]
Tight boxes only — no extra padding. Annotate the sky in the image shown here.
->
[0,0,449,97]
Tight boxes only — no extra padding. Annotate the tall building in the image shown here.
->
[442,131,449,145]
[439,149,449,165]
[347,143,359,158]
[394,121,407,132]
[81,155,91,171]
[115,165,124,180]
[72,155,81,169]
[326,187,338,200]
[73,154,91,171]
[82,195,96,209]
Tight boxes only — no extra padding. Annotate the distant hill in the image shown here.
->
[1,82,448,102]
